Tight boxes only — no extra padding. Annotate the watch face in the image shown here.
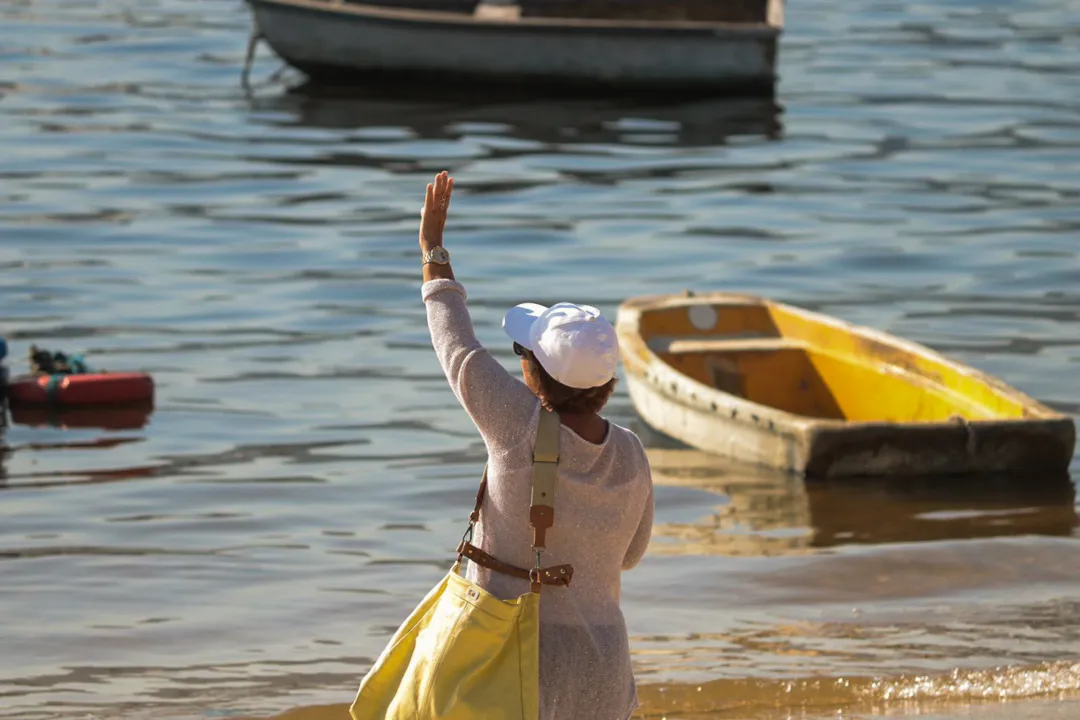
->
[429,247,450,263]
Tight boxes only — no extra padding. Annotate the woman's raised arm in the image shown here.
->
[419,172,539,449]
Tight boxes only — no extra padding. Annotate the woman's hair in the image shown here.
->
[517,344,617,414]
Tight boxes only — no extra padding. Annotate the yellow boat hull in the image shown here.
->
[615,293,1076,478]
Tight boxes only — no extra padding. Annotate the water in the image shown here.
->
[1,0,1079,718]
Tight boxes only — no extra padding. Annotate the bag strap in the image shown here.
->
[467,466,487,525]
[529,408,560,549]
[458,542,573,587]
[457,408,572,593]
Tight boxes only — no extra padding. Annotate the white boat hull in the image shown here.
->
[249,0,781,90]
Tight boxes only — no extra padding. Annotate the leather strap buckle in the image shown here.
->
[458,541,573,593]
[458,409,569,594]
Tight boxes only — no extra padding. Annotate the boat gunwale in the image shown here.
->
[615,292,1073,431]
[248,0,783,37]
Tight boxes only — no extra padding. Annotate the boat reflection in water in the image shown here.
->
[253,81,785,147]
[9,401,154,432]
[646,447,1078,557]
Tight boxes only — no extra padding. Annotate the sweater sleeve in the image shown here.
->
[423,278,539,450]
[622,447,654,570]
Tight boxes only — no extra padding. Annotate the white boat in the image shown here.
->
[245,0,785,92]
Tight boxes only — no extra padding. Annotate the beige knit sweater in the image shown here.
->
[423,278,654,720]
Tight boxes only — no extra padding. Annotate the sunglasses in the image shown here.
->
[513,343,530,357]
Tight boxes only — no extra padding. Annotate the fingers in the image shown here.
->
[422,172,453,225]
[430,171,453,214]
[441,177,453,224]
[436,171,448,205]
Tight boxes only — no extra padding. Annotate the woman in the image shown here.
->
[419,171,654,720]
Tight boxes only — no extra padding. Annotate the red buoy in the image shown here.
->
[8,372,154,406]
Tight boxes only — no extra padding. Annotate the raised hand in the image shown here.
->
[420,170,454,251]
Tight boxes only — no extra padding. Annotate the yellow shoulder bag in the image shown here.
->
[350,409,573,720]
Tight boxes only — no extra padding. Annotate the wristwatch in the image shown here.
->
[422,246,451,266]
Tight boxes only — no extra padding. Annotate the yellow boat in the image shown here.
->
[615,292,1076,478]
